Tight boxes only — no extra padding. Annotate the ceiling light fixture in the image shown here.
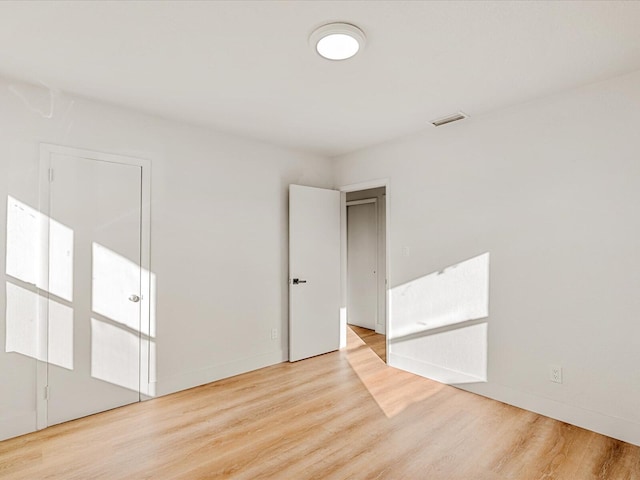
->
[310,23,366,61]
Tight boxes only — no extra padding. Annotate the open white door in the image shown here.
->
[289,185,340,362]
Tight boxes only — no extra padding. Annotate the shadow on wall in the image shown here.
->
[4,195,156,395]
[389,252,490,384]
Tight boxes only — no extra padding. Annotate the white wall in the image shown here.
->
[334,69,640,446]
[4,67,640,446]
[0,75,333,439]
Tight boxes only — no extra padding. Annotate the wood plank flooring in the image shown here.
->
[349,324,386,362]
[1,326,639,479]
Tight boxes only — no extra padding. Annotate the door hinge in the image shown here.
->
[48,168,54,183]
[44,385,49,400]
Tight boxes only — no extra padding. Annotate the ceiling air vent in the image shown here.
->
[431,112,468,127]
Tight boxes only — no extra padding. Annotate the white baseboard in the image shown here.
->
[154,349,288,397]
[459,381,640,447]
[389,352,486,384]
[1,351,288,441]
[389,352,640,447]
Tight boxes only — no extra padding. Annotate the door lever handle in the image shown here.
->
[292,278,307,285]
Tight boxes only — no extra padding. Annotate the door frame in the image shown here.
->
[36,144,152,430]
[339,179,390,359]
[346,198,379,330]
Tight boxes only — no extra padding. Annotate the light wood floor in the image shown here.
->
[349,324,386,362]
[1,327,639,479]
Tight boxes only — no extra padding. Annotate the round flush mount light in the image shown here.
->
[310,23,366,61]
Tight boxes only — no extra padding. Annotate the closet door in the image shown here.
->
[46,153,142,426]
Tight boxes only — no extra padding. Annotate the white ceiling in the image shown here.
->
[1,1,640,157]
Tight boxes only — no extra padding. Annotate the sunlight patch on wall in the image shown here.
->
[140,337,157,397]
[49,218,74,302]
[5,282,73,370]
[339,307,347,349]
[92,242,157,394]
[391,253,489,338]
[92,242,157,338]
[390,322,488,383]
[389,252,489,384]
[6,196,74,301]
[91,318,139,391]
[5,283,41,363]
[4,196,157,396]
[92,243,140,332]
[140,260,157,341]
[6,196,41,287]
[48,297,74,370]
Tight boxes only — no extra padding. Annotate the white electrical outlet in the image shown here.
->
[402,246,410,257]
[271,328,278,340]
[550,365,563,384]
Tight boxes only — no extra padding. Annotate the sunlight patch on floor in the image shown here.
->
[344,327,444,418]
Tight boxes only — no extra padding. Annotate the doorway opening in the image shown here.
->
[343,185,387,363]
